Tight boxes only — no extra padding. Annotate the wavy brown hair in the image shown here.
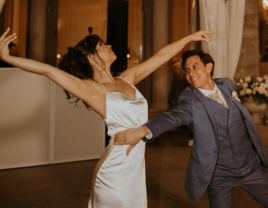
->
[58,35,105,109]
[181,50,215,78]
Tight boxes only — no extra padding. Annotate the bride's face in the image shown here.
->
[95,41,117,65]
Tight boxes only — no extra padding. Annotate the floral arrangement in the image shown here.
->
[236,74,268,104]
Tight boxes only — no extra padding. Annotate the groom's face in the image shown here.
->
[184,55,213,90]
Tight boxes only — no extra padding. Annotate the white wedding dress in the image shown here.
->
[88,77,148,208]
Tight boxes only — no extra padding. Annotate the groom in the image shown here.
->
[114,50,268,207]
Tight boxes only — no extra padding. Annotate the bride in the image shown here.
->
[0,28,212,207]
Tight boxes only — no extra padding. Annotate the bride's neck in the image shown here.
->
[93,66,116,84]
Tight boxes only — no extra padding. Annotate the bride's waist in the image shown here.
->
[107,125,141,138]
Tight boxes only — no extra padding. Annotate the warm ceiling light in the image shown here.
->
[263,0,268,10]
[57,54,61,59]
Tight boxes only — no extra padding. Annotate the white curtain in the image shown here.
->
[199,0,245,80]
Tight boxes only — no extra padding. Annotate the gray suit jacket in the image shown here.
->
[143,78,268,201]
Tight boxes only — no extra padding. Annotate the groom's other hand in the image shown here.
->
[114,126,150,156]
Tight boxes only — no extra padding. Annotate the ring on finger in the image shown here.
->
[4,39,7,42]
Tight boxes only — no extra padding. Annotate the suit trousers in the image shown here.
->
[207,154,268,208]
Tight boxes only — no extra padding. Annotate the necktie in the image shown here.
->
[209,90,228,109]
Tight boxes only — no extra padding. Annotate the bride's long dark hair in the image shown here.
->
[58,35,105,109]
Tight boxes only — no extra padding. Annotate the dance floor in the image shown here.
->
[0,135,267,208]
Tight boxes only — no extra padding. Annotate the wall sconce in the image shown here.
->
[263,0,268,10]
[127,49,130,58]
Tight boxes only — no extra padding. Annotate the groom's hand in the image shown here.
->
[114,126,150,156]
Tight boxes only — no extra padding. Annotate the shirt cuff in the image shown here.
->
[145,129,153,140]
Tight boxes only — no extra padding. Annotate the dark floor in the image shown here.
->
[0,131,267,208]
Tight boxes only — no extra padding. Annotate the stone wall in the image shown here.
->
[234,0,260,81]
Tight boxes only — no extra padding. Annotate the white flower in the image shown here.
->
[258,86,266,94]
[232,91,237,97]
[245,76,251,82]
[256,77,263,82]
[239,79,244,83]
[246,89,252,94]
[242,82,249,89]
[236,83,241,86]
[260,83,265,87]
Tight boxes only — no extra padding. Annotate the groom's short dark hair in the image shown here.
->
[181,50,215,78]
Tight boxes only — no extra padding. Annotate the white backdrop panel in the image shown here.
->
[0,68,105,170]
[53,84,105,163]
[0,69,51,169]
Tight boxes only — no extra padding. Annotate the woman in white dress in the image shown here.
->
[0,28,212,207]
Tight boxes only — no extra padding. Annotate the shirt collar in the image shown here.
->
[198,82,218,97]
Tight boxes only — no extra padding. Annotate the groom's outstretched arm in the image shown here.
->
[114,95,194,155]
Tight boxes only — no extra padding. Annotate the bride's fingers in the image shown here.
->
[5,35,17,44]
[201,33,211,41]
[113,141,127,145]
[3,33,16,43]
[203,31,214,34]
[126,144,135,156]
[0,28,10,41]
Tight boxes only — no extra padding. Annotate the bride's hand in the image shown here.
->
[190,30,214,44]
[88,55,105,71]
[114,127,147,156]
[0,28,17,61]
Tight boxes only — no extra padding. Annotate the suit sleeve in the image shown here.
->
[142,96,194,143]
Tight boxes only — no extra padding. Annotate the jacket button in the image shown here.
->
[247,149,249,152]
[209,169,214,173]
[244,140,246,143]
[228,128,230,131]
[235,156,238,160]
[213,151,218,155]
[232,147,235,150]
[240,121,242,124]
[242,131,244,134]
[230,138,233,141]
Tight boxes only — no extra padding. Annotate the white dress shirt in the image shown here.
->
[198,82,229,109]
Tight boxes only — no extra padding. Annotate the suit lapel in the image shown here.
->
[217,84,234,128]
[192,87,218,138]
[215,80,258,135]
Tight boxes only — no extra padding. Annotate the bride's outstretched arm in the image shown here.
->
[0,29,103,111]
[121,30,213,85]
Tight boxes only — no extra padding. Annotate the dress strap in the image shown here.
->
[100,83,107,93]
[116,77,134,87]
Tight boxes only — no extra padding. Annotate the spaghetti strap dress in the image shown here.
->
[88,77,148,208]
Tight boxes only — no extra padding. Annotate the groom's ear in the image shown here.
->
[206,63,213,74]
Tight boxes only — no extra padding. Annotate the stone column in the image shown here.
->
[27,0,47,62]
[150,0,170,111]
[234,0,259,80]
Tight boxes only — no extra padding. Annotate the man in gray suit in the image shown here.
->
[114,50,268,207]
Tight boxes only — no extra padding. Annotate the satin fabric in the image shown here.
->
[88,77,148,208]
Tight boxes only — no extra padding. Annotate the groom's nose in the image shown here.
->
[189,68,194,76]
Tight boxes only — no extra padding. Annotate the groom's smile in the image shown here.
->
[184,55,213,90]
